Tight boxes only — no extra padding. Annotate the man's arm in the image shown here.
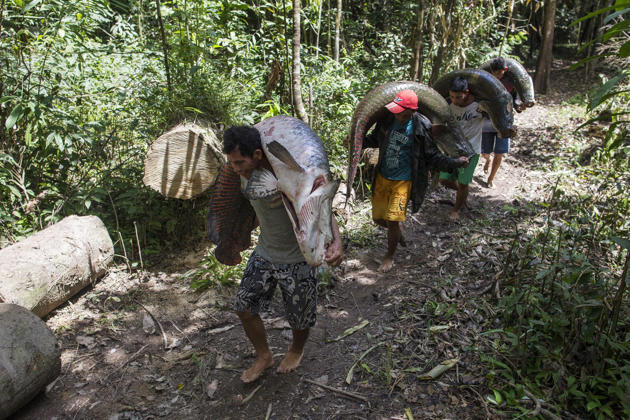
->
[325,215,343,266]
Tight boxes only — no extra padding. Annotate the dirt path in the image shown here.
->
[13,61,600,420]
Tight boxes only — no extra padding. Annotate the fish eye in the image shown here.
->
[311,176,326,193]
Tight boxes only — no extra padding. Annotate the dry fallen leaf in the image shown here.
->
[206,379,219,398]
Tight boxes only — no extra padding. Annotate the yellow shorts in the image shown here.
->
[371,173,412,222]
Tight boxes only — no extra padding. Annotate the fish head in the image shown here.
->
[433,119,475,158]
[278,168,338,266]
[479,94,514,139]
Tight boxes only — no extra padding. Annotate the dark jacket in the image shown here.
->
[364,112,461,213]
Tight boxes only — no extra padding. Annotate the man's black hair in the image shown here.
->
[222,125,262,157]
[490,57,507,71]
[449,77,469,93]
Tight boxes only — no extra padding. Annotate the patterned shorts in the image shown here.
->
[234,251,319,330]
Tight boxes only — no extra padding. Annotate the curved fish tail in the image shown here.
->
[207,163,257,265]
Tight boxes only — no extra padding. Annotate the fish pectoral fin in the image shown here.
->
[267,141,304,172]
[245,169,279,200]
[478,100,491,114]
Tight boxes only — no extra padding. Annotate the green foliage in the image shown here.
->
[480,160,630,417]
[184,251,251,291]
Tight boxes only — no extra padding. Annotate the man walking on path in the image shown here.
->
[222,126,343,383]
[439,77,484,219]
[482,57,524,188]
[364,89,469,271]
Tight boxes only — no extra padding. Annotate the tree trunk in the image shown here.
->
[143,123,225,199]
[334,0,342,62]
[499,0,515,56]
[410,0,425,81]
[155,0,172,92]
[0,303,61,418]
[534,0,557,93]
[315,0,323,59]
[283,0,293,109]
[292,0,309,123]
[0,216,114,317]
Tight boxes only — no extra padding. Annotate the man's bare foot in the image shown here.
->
[277,349,304,374]
[487,179,494,189]
[483,160,490,174]
[241,354,274,383]
[378,256,394,272]
[449,210,460,220]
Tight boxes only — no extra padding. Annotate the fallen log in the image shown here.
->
[143,123,225,199]
[0,215,114,317]
[0,303,61,418]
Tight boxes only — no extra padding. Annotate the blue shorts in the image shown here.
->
[482,132,510,154]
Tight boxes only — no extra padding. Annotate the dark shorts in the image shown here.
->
[234,251,318,330]
[482,132,510,154]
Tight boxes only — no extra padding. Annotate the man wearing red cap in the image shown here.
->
[364,89,469,272]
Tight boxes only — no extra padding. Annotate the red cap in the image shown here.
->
[385,89,419,113]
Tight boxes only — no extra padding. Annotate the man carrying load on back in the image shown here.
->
[364,89,469,272]
[482,57,525,188]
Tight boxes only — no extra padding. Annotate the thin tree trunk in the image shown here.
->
[534,0,556,93]
[137,0,143,39]
[327,0,332,56]
[155,0,172,92]
[315,0,323,59]
[292,0,309,123]
[498,0,514,56]
[283,0,293,108]
[429,1,455,85]
[334,0,342,62]
[410,0,425,81]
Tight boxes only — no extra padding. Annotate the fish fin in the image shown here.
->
[244,169,279,200]
[477,100,491,114]
[267,141,304,172]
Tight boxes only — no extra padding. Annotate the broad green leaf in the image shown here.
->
[603,19,630,41]
[570,5,619,27]
[22,0,41,12]
[603,7,630,23]
[586,400,600,411]
[619,40,630,57]
[5,104,26,129]
[493,389,503,405]
[589,71,628,111]
[0,96,16,104]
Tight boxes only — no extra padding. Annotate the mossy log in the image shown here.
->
[143,123,225,199]
[0,215,114,317]
[0,303,61,418]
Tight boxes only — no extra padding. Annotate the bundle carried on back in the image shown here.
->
[432,69,516,139]
[346,81,475,203]
[143,123,225,199]
[481,57,536,108]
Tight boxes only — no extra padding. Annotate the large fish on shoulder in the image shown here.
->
[346,81,474,203]
[481,58,535,107]
[245,116,338,267]
[432,69,515,139]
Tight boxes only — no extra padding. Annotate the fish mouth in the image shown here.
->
[281,193,300,231]
[281,179,338,266]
